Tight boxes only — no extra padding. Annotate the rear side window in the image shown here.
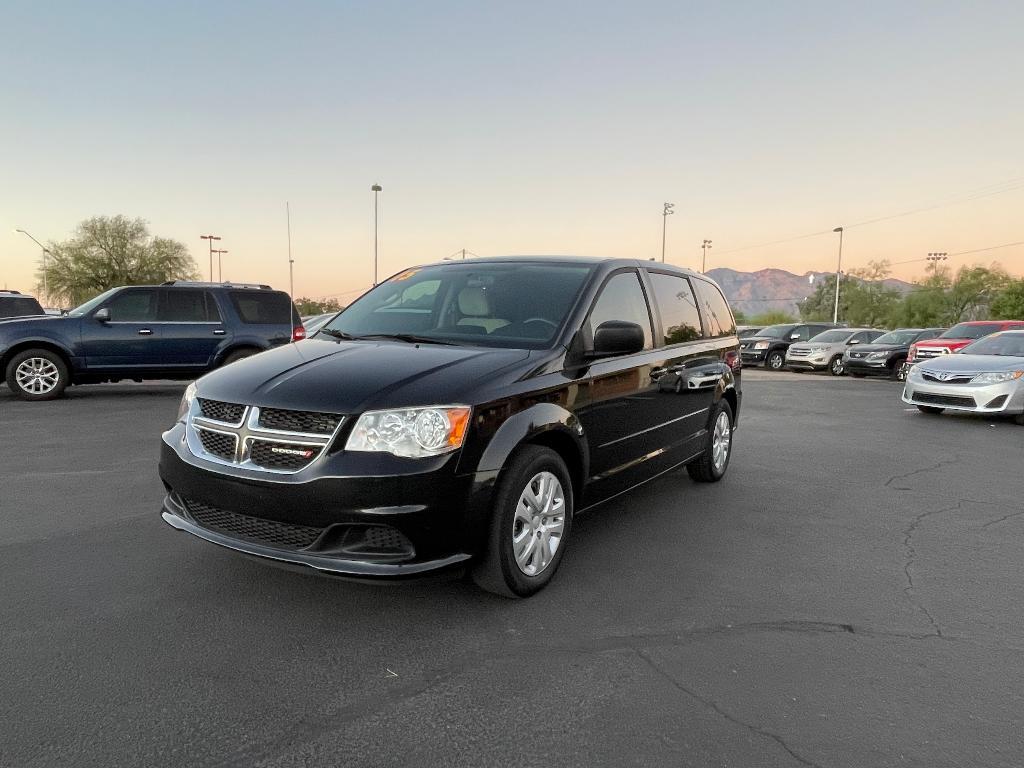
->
[229,291,294,324]
[105,289,158,322]
[588,271,653,349]
[693,280,736,338]
[648,272,702,345]
[0,297,44,318]
[159,290,221,322]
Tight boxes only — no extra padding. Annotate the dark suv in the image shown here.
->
[0,290,45,320]
[1,282,303,400]
[739,322,841,370]
[159,257,742,597]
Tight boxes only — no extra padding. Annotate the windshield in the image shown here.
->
[68,288,120,317]
[808,329,851,343]
[942,322,1002,340]
[873,330,918,345]
[757,324,795,339]
[319,262,593,348]
[960,333,1024,357]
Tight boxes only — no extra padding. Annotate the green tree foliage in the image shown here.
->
[887,264,1009,327]
[990,280,1024,320]
[797,261,900,326]
[748,309,796,325]
[38,216,198,307]
[294,297,343,316]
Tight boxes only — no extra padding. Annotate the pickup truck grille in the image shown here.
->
[915,347,947,359]
[186,402,344,474]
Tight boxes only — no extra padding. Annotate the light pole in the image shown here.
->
[661,203,675,262]
[212,249,229,282]
[926,252,948,273]
[832,226,844,324]
[372,184,382,285]
[200,234,221,282]
[286,202,294,297]
[15,229,51,303]
[701,239,713,273]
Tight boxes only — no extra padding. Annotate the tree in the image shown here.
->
[944,265,1009,322]
[294,297,343,316]
[38,216,198,306]
[991,280,1024,320]
[798,261,900,327]
[749,309,796,325]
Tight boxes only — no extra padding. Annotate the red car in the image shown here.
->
[908,320,1024,365]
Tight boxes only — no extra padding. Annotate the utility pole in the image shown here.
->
[701,239,713,273]
[661,203,675,262]
[212,249,229,282]
[832,227,844,324]
[286,202,294,297]
[200,234,221,282]
[371,184,382,285]
[15,229,50,303]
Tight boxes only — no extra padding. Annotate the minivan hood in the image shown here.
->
[195,338,534,413]
[918,353,1024,373]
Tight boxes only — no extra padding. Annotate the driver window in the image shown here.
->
[791,326,809,340]
[105,289,157,322]
[587,271,653,350]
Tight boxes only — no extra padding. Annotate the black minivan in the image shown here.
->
[160,258,742,596]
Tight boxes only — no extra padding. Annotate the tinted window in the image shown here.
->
[874,330,919,345]
[229,291,294,324]
[588,271,653,349]
[648,272,702,345]
[810,329,853,343]
[0,297,44,318]
[105,289,157,322]
[941,323,1002,340]
[692,280,735,338]
[790,326,811,341]
[159,290,220,322]
[759,324,796,339]
[961,333,1024,357]
[322,263,592,349]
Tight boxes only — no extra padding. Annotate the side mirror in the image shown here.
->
[94,308,111,322]
[588,321,644,358]
[790,332,801,340]
[848,338,860,345]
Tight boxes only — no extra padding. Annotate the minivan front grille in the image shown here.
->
[249,440,322,471]
[258,408,342,435]
[182,498,322,550]
[198,398,245,424]
[197,428,236,460]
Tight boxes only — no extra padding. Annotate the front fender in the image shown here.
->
[469,402,589,479]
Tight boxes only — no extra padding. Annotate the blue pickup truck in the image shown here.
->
[1,281,304,400]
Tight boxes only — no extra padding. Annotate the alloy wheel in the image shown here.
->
[512,471,565,576]
[831,357,844,375]
[15,357,60,395]
[712,410,731,472]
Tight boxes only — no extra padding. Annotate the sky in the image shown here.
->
[2,0,1022,303]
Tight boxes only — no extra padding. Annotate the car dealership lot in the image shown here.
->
[2,372,1023,767]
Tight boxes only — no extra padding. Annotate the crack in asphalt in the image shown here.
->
[635,647,827,768]
[900,503,958,638]
[221,619,937,768]
[980,510,1024,529]
[884,455,960,491]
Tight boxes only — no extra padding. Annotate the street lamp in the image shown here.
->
[701,239,713,273]
[15,229,51,303]
[286,202,294,297]
[661,203,675,262]
[832,227,844,324]
[211,249,229,282]
[200,234,221,282]
[372,184,383,285]
[926,252,948,270]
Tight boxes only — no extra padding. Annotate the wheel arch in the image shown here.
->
[2,340,75,377]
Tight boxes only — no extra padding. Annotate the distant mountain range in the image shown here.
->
[705,267,916,318]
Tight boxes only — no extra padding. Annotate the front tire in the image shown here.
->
[471,446,574,598]
[829,355,845,376]
[687,399,734,483]
[766,351,785,370]
[5,349,69,401]
[917,405,944,415]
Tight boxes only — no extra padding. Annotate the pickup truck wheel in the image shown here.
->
[917,405,944,415]
[766,351,785,370]
[687,399,734,483]
[829,355,845,376]
[6,349,69,401]
[471,446,573,598]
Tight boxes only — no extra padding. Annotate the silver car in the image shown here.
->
[785,327,884,376]
[902,330,1024,424]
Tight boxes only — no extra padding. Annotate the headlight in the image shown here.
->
[867,351,888,360]
[970,371,1024,385]
[809,345,828,353]
[177,382,197,423]
[346,405,472,458]
[753,341,769,350]
[908,365,924,380]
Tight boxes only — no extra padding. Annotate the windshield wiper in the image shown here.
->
[355,333,458,346]
[318,328,357,340]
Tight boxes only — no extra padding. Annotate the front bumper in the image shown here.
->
[845,358,892,375]
[159,422,489,578]
[902,377,1024,415]
[786,356,829,371]
[740,350,767,365]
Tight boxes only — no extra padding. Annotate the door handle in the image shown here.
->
[138,329,153,335]
[213,329,226,335]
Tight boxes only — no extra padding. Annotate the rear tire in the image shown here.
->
[1013,413,1024,426]
[5,348,69,401]
[471,446,574,598]
[917,405,944,415]
[687,399,734,483]
[221,348,260,366]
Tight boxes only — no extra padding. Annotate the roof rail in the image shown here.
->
[161,280,273,290]
[0,289,24,295]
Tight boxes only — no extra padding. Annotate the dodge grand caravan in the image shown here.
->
[159,258,742,597]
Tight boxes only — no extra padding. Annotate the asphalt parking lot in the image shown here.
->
[2,371,1023,768]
